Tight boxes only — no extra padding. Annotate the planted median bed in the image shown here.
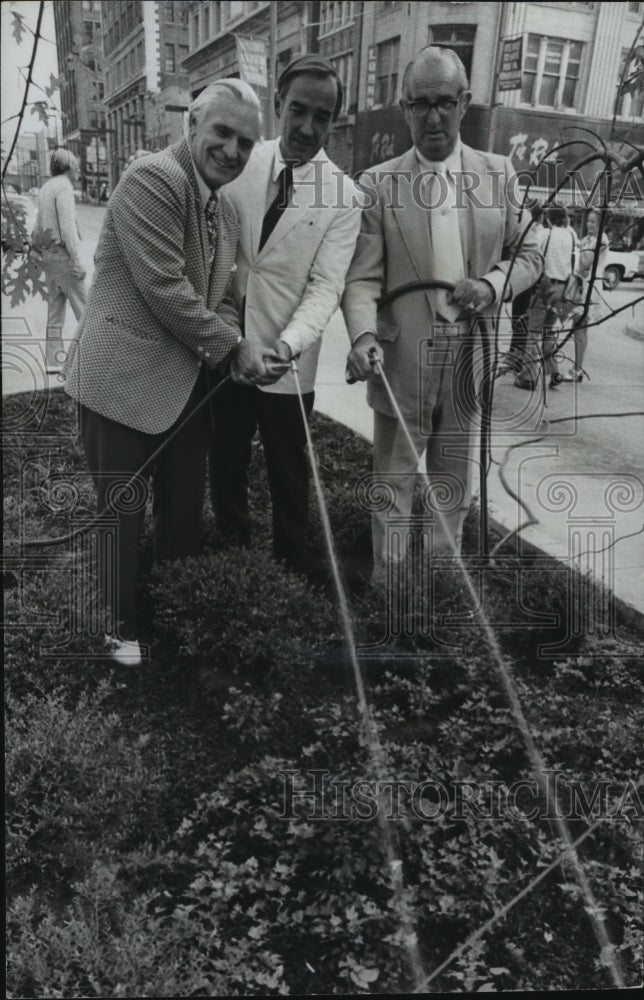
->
[4,388,643,995]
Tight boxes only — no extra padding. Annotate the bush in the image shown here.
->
[3,390,643,994]
[6,682,169,891]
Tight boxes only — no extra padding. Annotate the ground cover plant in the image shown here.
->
[4,387,643,996]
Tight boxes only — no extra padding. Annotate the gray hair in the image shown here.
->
[187,78,262,132]
[50,148,79,176]
[401,46,469,100]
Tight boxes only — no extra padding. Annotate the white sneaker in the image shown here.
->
[104,634,143,666]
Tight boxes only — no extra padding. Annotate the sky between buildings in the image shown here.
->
[1,1,60,152]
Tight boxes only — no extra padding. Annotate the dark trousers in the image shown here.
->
[509,279,539,356]
[209,381,314,565]
[80,372,212,638]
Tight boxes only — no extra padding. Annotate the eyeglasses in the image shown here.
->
[404,96,461,118]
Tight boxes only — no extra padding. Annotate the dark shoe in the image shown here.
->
[497,352,522,376]
[549,373,563,388]
[514,378,536,391]
[45,342,67,374]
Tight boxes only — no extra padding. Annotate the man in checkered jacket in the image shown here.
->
[65,80,278,666]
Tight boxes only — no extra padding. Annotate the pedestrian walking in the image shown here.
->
[33,149,87,373]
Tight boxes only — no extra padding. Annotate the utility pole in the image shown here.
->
[268,0,277,137]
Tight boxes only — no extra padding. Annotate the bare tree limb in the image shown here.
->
[2,1,45,182]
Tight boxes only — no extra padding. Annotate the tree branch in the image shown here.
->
[2,1,45,182]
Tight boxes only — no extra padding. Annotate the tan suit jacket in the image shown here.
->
[341,144,543,422]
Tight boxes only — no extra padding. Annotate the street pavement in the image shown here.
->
[3,200,644,628]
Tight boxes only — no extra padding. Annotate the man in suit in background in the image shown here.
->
[210,55,361,578]
[342,46,542,582]
[65,80,273,664]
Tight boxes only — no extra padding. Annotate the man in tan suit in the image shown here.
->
[65,80,273,663]
[342,47,542,582]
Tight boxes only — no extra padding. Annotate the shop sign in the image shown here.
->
[498,36,523,92]
[235,35,267,88]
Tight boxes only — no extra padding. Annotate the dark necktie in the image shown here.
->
[205,193,218,255]
[258,164,294,251]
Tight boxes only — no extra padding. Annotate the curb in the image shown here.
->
[486,513,644,638]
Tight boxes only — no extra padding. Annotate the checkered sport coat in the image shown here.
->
[64,139,241,434]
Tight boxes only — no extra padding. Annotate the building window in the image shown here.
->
[226,1,244,22]
[375,37,400,107]
[320,1,354,35]
[627,1,642,11]
[331,52,353,114]
[616,46,644,118]
[165,43,176,73]
[427,24,476,82]
[191,10,200,49]
[166,1,175,21]
[521,35,584,109]
[179,45,189,66]
[202,2,210,41]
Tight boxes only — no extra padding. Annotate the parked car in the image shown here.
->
[602,245,640,289]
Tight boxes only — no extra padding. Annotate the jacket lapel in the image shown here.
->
[171,139,209,281]
[390,148,431,281]
[460,144,497,278]
[248,141,274,258]
[255,148,329,259]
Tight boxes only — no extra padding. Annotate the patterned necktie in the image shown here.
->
[425,166,466,322]
[258,163,294,251]
[205,193,218,255]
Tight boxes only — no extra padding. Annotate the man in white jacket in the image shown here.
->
[210,54,361,577]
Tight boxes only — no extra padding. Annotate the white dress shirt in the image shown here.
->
[416,140,510,307]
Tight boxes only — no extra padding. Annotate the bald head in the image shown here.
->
[402,46,469,99]
[400,46,471,161]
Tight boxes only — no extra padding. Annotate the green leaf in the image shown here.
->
[12,12,26,44]
[45,73,62,98]
[30,101,50,125]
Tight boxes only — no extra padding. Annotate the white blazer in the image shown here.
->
[223,138,361,394]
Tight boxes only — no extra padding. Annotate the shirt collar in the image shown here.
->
[415,138,463,176]
[272,139,320,182]
[189,151,215,208]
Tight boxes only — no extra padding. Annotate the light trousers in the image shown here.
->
[42,247,87,354]
[371,348,478,580]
